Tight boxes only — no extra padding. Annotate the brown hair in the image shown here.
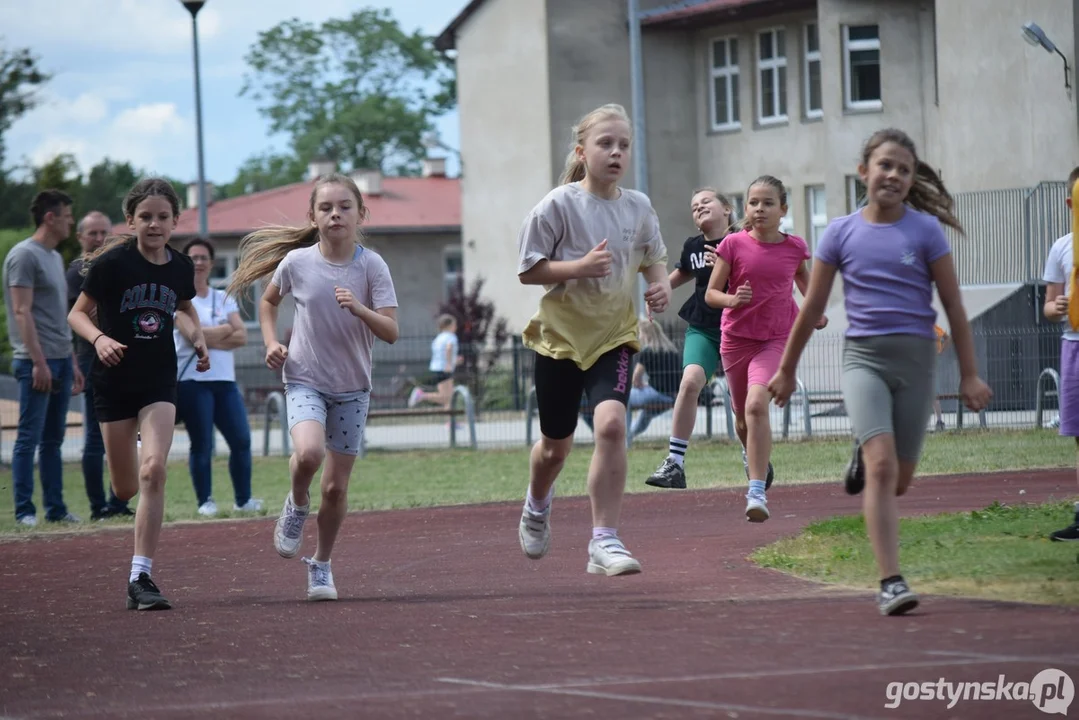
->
[82,178,182,271]
[30,189,73,228]
[559,103,633,185]
[227,173,370,298]
[1067,166,1079,198]
[740,175,788,230]
[860,128,963,234]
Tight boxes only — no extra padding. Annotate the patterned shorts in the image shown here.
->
[284,384,370,456]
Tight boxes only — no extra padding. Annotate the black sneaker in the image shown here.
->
[740,448,775,490]
[1050,521,1079,542]
[844,442,865,495]
[645,458,686,489]
[127,573,172,611]
[879,577,919,616]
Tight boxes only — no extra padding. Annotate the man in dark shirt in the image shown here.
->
[66,211,132,520]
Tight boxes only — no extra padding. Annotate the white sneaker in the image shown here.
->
[587,536,642,576]
[407,387,423,408]
[16,515,37,527]
[745,490,769,523]
[274,493,309,558]
[197,500,218,517]
[518,502,552,559]
[303,557,338,601]
[234,498,264,513]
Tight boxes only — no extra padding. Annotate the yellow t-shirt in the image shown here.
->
[517,183,668,369]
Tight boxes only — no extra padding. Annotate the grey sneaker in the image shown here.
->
[586,536,642,576]
[745,490,769,523]
[741,447,774,490]
[303,557,338,601]
[274,493,309,559]
[645,457,686,489]
[879,578,919,616]
[518,501,552,560]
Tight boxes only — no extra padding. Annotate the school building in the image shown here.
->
[436,0,1079,335]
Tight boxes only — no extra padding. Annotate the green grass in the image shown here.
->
[752,501,1079,606]
[0,428,1070,538]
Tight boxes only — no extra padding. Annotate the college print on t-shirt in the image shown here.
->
[120,282,179,341]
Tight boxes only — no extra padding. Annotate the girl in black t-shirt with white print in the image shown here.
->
[68,178,210,612]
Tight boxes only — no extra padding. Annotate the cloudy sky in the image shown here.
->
[1,0,463,184]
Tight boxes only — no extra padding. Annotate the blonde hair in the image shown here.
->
[638,317,676,352]
[559,103,633,185]
[438,313,457,330]
[692,186,735,229]
[227,173,370,298]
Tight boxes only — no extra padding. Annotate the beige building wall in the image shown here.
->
[456,0,552,333]
[930,0,1079,191]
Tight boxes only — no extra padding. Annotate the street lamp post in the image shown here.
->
[182,0,209,238]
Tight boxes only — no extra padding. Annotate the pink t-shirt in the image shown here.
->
[717,230,810,341]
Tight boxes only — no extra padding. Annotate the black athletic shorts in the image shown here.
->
[534,344,634,440]
[94,384,177,423]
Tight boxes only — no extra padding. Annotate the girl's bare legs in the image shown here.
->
[588,400,628,529]
[312,449,358,562]
[273,420,325,560]
[671,365,706,441]
[744,385,772,482]
[518,432,573,560]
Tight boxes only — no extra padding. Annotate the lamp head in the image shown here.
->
[1022,22,1057,53]
[181,1,206,18]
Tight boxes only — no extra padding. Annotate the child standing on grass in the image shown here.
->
[645,187,734,490]
[1041,165,1079,542]
[516,103,671,577]
[68,178,210,611]
[227,173,399,602]
[704,176,826,523]
[768,128,992,616]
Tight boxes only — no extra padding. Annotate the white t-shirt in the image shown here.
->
[174,287,240,382]
[429,331,458,372]
[1043,232,1079,342]
[271,243,398,394]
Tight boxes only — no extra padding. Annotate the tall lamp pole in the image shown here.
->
[628,0,649,315]
[182,0,209,238]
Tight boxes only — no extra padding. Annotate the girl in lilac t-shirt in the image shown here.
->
[705,175,826,524]
[767,128,992,617]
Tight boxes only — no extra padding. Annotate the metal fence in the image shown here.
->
[948,181,1068,285]
[0,321,1070,464]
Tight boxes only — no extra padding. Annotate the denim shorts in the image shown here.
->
[285,384,371,456]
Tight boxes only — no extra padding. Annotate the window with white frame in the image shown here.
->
[757,28,788,124]
[209,251,258,325]
[846,176,868,212]
[807,185,828,248]
[843,25,881,110]
[804,23,822,118]
[727,193,745,225]
[443,246,463,301]
[709,37,740,130]
[780,192,795,235]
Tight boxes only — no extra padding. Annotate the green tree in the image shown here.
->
[221,152,305,198]
[0,42,50,167]
[240,7,455,177]
[81,159,139,220]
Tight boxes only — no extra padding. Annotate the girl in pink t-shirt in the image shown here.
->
[705,175,826,522]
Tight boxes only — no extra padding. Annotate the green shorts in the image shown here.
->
[682,325,722,381]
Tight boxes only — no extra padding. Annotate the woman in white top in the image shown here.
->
[174,238,262,516]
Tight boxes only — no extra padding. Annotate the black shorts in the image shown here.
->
[428,371,453,384]
[94,384,177,423]
[534,345,634,440]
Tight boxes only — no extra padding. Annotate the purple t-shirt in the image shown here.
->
[814,208,951,340]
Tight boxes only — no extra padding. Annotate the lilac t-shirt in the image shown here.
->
[271,243,398,393]
[815,208,950,340]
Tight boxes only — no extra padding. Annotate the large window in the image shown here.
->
[846,176,868,212]
[807,185,828,247]
[444,246,463,301]
[209,251,258,326]
[709,37,741,131]
[843,24,881,111]
[757,28,788,124]
[804,23,822,119]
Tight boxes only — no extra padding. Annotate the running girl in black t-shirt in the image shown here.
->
[68,178,209,611]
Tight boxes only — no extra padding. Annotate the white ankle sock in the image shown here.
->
[667,437,688,467]
[129,556,152,583]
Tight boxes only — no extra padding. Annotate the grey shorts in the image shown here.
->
[841,335,937,461]
[285,384,371,456]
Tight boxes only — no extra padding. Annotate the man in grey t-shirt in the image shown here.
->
[2,189,85,525]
